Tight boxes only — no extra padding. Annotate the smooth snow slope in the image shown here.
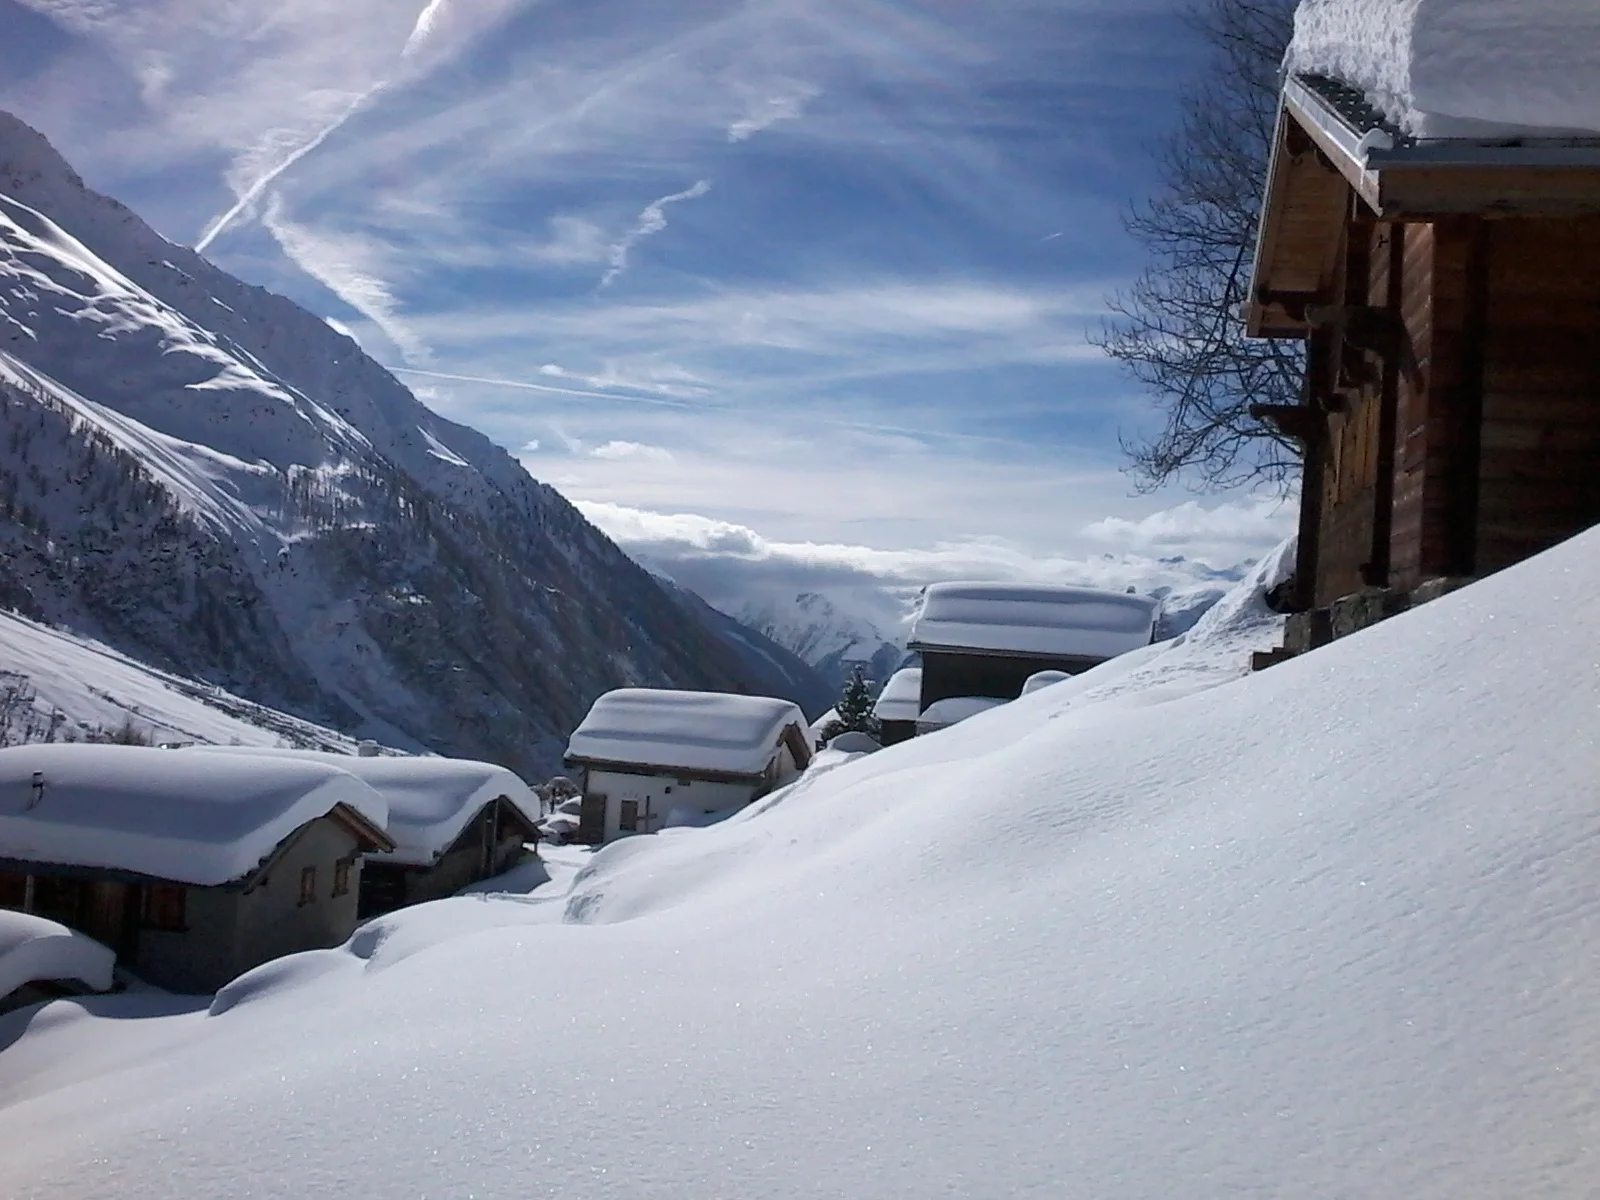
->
[0,607,360,750]
[2,532,1600,1197]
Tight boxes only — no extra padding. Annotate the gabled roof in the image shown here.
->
[872,667,923,724]
[1248,71,1600,337]
[566,689,810,778]
[0,744,392,886]
[191,748,540,867]
[908,583,1156,660]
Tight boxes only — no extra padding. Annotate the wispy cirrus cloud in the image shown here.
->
[600,179,712,287]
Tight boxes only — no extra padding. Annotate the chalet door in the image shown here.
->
[618,799,640,834]
[576,794,607,844]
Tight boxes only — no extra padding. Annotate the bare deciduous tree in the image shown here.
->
[1095,0,1300,492]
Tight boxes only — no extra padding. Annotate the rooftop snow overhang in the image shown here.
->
[562,755,770,786]
[1247,73,1600,338]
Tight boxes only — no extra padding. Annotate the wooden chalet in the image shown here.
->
[1248,74,1600,651]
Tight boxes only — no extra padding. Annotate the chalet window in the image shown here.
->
[0,873,26,910]
[142,883,187,931]
[298,865,317,907]
[618,799,639,833]
[332,856,353,898]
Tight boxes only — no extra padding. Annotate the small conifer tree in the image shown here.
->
[821,666,881,741]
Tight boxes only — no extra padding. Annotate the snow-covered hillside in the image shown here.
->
[4,526,1598,1196]
[735,590,907,689]
[0,111,816,775]
[0,607,363,751]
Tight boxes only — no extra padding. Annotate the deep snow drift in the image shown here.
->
[1290,0,1600,136]
[3,530,1600,1197]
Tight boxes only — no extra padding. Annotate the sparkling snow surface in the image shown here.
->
[1290,0,1600,136]
[189,747,539,865]
[0,912,114,1000]
[5,533,1600,1196]
[0,745,387,884]
[566,689,807,776]
[910,581,1157,658]
[871,666,923,722]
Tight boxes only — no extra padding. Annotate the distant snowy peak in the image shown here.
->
[734,591,907,689]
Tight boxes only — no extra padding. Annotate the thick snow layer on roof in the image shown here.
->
[909,581,1156,659]
[1289,0,1600,136]
[870,667,923,723]
[0,911,114,999]
[19,533,1600,1196]
[1020,669,1070,696]
[0,745,388,885]
[915,695,1007,730]
[566,689,806,777]
[189,749,538,866]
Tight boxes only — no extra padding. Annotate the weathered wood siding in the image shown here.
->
[1475,216,1600,571]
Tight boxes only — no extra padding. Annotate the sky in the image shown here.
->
[0,0,1298,627]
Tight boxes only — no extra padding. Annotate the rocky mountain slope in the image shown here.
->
[0,110,817,776]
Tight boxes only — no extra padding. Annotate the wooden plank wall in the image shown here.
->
[1476,216,1600,571]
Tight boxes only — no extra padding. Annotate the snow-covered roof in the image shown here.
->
[566,690,809,778]
[0,910,115,999]
[915,696,1007,730]
[1288,0,1600,138]
[1020,670,1071,697]
[909,583,1156,660]
[872,668,924,723]
[0,745,391,886]
[189,749,539,867]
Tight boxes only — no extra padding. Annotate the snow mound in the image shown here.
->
[188,748,538,865]
[823,731,882,755]
[909,581,1156,658]
[1290,0,1600,136]
[0,744,388,884]
[0,911,114,1000]
[566,689,808,777]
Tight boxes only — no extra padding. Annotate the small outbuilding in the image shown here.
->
[871,667,923,746]
[0,744,392,994]
[0,909,115,1013]
[908,583,1157,712]
[915,696,1007,736]
[191,748,542,917]
[565,689,812,843]
[1245,6,1600,652]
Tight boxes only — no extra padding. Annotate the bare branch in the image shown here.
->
[1093,0,1301,492]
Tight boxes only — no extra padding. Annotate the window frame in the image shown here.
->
[298,865,317,907]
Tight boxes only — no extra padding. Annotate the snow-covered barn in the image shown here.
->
[1246,0,1600,654]
[0,745,393,994]
[190,748,541,916]
[564,690,812,843]
[908,583,1157,712]
[871,667,924,746]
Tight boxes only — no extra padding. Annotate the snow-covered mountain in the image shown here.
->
[733,591,908,690]
[0,607,360,751]
[0,111,813,777]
